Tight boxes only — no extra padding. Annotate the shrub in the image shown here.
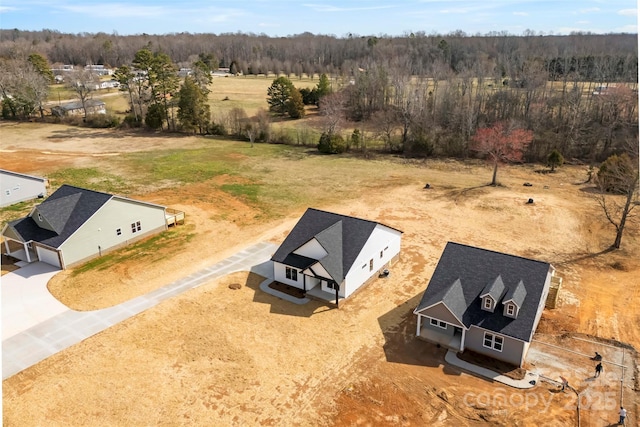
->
[547,149,564,172]
[85,114,121,128]
[318,132,346,154]
[209,122,227,136]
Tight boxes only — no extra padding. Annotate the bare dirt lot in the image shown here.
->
[1,122,639,426]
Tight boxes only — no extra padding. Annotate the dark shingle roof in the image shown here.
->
[271,208,400,283]
[415,242,551,342]
[7,185,113,248]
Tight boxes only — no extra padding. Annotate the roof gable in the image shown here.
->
[415,242,551,342]
[5,185,112,248]
[503,280,527,307]
[480,275,505,301]
[271,208,392,283]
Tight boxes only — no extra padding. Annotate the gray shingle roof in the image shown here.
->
[480,275,505,302]
[415,242,551,342]
[271,208,400,283]
[6,185,113,248]
[503,280,527,307]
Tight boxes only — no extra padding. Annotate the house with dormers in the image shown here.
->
[2,185,169,269]
[271,208,402,305]
[413,242,557,367]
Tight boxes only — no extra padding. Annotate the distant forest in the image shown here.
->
[1,29,637,82]
[1,29,638,162]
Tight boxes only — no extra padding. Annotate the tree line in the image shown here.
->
[0,30,636,84]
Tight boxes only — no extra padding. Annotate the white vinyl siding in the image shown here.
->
[58,198,166,267]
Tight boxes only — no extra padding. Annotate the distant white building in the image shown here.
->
[0,169,48,207]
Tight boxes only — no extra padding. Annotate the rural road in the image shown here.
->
[2,241,277,380]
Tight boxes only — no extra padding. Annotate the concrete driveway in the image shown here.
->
[2,241,277,379]
[2,262,68,340]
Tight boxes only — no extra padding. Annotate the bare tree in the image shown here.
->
[67,68,99,118]
[318,91,345,135]
[595,150,639,249]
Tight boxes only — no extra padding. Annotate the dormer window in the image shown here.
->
[37,213,43,222]
[482,297,494,312]
[504,303,517,318]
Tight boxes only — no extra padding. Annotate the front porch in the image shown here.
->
[2,239,37,264]
[304,286,344,305]
[417,324,463,351]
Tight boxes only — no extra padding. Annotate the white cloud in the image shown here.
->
[616,24,638,32]
[578,7,600,14]
[303,3,396,13]
[60,3,167,18]
[513,12,529,16]
[617,8,637,16]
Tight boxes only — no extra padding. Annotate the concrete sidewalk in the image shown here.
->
[2,241,277,380]
[445,350,539,389]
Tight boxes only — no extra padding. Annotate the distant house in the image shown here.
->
[100,80,119,89]
[2,185,170,269]
[84,64,113,76]
[178,68,192,77]
[51,100,106,117]
[0,169,48,207]
[414,242,558,367]
[271,208,402,304]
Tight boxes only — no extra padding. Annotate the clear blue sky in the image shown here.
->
[0,0,637,36]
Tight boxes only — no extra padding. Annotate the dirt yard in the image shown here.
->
[1,122,639,426]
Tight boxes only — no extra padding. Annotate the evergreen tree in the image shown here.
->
[178,76,210,134]
[287,87,305,119]
[267,76,294,115]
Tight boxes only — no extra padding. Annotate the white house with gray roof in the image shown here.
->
[2,185,168,269]
[271,208,402,305]
[0,169,48,207]
[414,242,557,367]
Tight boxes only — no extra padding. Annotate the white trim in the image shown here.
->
[483,331,504,352]
[413,302,465,327]
[470,325,529,344]
[429,317,448,329]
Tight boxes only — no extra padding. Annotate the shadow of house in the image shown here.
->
[377,292,453,370]
[246,262,331,318]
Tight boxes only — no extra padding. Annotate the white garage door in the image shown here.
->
[36,246,61,269]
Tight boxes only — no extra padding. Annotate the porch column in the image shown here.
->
[460,328,466,351]
[3,239,10,255]
[24,242,31,263]
[303,275,306,292]
[416,315,422,337]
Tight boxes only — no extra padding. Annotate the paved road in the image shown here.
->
[2,241,276,380]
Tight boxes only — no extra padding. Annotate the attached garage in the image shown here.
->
[36,245,61,269]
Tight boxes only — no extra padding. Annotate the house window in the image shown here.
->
[506,304,516,317]
[429,318,447,329]
[326,281,337,290]
[380,250,383,258]
[483,297,492,311]
[5,189,10,196]
[116,228,122,236]
[483,332,504,352]
[37,213,43,222]
[285,267,298,281]
[131,221,141,233]
[369,259,374,271]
